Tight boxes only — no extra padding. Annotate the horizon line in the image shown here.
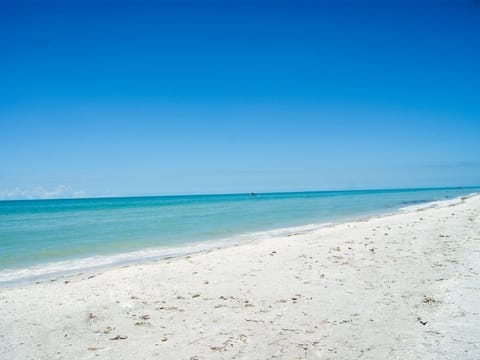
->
[1,185,479,203]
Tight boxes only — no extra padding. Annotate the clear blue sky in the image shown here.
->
[1,0,479,199]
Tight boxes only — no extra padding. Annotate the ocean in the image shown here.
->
[0,187,478,285]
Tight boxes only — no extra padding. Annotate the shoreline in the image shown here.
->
[1,193,477,288]
[1,193,479,359]
[0,222,334,288]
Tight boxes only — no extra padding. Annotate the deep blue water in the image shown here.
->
[0,187,478,284]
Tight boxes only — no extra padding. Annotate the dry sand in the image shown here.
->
[1,194,479,359]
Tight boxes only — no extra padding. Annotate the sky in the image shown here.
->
[1,0,479,199]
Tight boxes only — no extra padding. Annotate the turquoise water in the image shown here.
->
[0,187,478,284]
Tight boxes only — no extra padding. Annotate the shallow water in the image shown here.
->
[0,187,478,284]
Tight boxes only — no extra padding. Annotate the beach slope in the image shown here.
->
[1,195,479,359]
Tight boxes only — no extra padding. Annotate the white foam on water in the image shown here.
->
[398,192,478,212]
[0,222,331,285]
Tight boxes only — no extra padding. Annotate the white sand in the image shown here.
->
[1,195,479,359]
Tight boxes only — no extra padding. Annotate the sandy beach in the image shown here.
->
[1,194,479,359]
